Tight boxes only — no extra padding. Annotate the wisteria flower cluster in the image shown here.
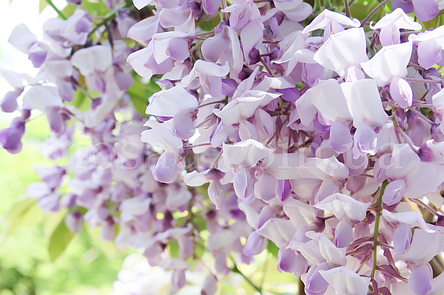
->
[4,0,444,294]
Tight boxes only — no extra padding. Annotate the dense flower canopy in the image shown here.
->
[3,0,444,294]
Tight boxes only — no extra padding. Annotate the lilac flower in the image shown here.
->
[371,8,422,46]
[314,28,368,77]
[60,10,92,45]
[391,0,439,22]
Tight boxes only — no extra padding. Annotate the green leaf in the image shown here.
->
[349,0,383,22]
[44,208,68,238]
[324,0,337,11]
[82,0,111,17]
[168,241,179,258]
[67,89,91,112]
[266,240,278,258]
[4,197,45,237]
[198,13,221,31]
[419,15,440,30]
[127,78,161,116]
[62,4,78,18]
[85,223,119,259]
[48,218,74,261]
[421,107,432,117]
[192,216,206,232]
[194,237,205,259]
[39,0,49,13]
[4,197,34,221]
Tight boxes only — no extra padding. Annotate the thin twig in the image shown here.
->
[394,125,419,152]
[73,83,95,101]
[45,0,67,20]
[231,262,262,294]
[183,142,212,149]
[370,181,388,281]
[409,108,435,125]
[260,57,273,75]
[198,99,226,109]
[88,2,131,37]
[221,0,229,21]
[405,78,443,84]
[360,0,390,27]
[412,198,440,217]
[344,0,350,17]
[211,149,223,169]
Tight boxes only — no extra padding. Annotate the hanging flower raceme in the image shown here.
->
[4,1,444,294]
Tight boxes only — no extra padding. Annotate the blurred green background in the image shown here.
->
[0,115,129,295]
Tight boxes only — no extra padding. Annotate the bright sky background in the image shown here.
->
[0,0,67,100]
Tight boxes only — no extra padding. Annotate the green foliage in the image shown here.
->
[47,219,74,262]
[0,117,127,295]
[62,4,78,19]
[127,76,161,116]
[82,0,111,17]
[85,224,122,259]
[349,0,386,22]
[67,90,92,112]
[266,240,279,258]
[199,13,221,31]
[168,241,179,258]
[4,198,44,238]
[39,0,49,13]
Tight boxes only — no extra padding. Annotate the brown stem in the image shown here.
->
[298,276,306,295]
[344,0,350,17]
[360,0,390,27]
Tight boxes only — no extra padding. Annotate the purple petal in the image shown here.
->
[382,179,406,206]
[202,0,220,15]
[412,0,439,22]
[28,51,47,68]
[201,274,217,295]
[167,38,190,61]
[278,248,299,274]
[152,151,184,183]
[172,270,186,291]
[391,0,414,14]
[408,264,432,295]
[208,181,226,209]
[330,120,352,153]
[243,232,266,256]
[393,223,412,253]
[201,33,230,62]
[254,173,278,201]
[305,263,330,295]
[46,108,65,133]
[173,112,195,140]
[280,87,300,102]
[233,168,253,200]
[215,252,230,275]
[353,123,377,158]
[1,91,20,113]
[333,219,353,248]
[418,39,442,69]
[0,118,25,154]
[8,23,38,53]
[114,72,134,91]
[390,77,413,108]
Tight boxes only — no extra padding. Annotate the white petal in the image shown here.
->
[314,193,371,221]
[22,86,63,111]
[146,85,197,117]
[313,28,368,76]
[306,79,352,122]
[361,42,412,86]
[341,79,389,128]
[319,267,371,295]
[71,45,112,76]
